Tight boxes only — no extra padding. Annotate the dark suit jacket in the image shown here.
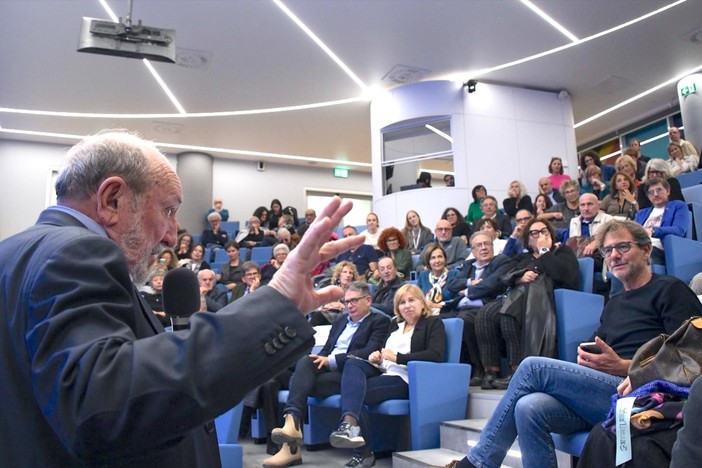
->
[472,213,513,239]
[204,287,228,312]
[390,315,446,365]
[447,254,513,304]
[371,276,405,316]
[321,311,389,369]
[0,209,315,467]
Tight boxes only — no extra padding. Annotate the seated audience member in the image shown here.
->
[666,141,699,176]
[266,282,389,468]
[374,227,412,279]
[443,207,472,244]
[583,165,609,200]
[468,218,507,257]
[537,177,565,206]
[547,156,571,190]
[447,232,512,383]
[336,226,379,277]
[690,272,702,295]
[261,243,289,285]
[180,244,210,274]
[237,216,266,248]
[475,219,579,390]
[416,171,432,188]
[329,284,445,467]
[669,126,699,160]
[579,150,616,188]
[197,269,227,313]
[446,220,702,468]
[540,179,580,230]
[140,269,168,327]
[253,206,272,230]
[205,197,229,222]
[466,185,487,224]
[564,194,613,273]
[474,196,512,239]
[362,212,384,250]
[532,192,553,217]
[297,209,316,238]
[277,214,297,235]
[217,240,243,290]
[268,199,284,232]
[201,212,229,249]
[157,247,178,271]
[502,180,533,218]
[600,171,639,219]
[415,220,469,271]
[371,257,406,316]
[615,154,640,189]
[636,158,685,209]
[402,210,434,255]
[502,209,532,257]
[418,244,460,312]
[276,227,297,250]
[627,138,651,179]
[229,262,261,302]
[444,174,455,186]
[175,233,193,260]
[634,177,690,264]
[308,261,359,326]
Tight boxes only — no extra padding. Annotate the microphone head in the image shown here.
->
[162,268,200,317]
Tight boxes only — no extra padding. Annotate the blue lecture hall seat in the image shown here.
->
[215,402,244,468]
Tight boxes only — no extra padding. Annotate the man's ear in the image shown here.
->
[96,176,129,227]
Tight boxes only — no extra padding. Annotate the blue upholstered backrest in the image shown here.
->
[441,318,463,363]
[577,257,594,293]
[215,402,244,444]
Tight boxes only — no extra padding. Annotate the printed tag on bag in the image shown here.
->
[615,396,636,465]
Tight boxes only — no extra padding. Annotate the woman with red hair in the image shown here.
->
[375,227,412,278]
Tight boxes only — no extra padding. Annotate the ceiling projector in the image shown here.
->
[77,17,176,63]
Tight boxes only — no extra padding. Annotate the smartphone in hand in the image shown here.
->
[579,342,602,354]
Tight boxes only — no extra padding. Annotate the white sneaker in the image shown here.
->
[329,422,365,448]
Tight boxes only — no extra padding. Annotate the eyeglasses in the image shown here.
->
[340,295,369,306]
[647,187,666,196]
[471,241,493,249]
[516,216,531,224]
[386,238,399,243]
[528,228,551,238]
[599,241,638,258]
[244,272,260,278]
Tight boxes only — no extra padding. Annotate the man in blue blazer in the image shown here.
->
[266,281,389,467]
[0,131,363,468]
[634,177,689,263]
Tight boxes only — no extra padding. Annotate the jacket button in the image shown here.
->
[265,343,277,355]
[205,421,215,433]
[284,326,297,338]
[278,331,290,344]
[272,338,284,350]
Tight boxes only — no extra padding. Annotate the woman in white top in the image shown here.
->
[328,284,446,466]
[362,212,384,249]
[666,142,698,176]
[401,210,434,255]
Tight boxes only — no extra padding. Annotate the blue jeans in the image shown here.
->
[340,359,408,453]
[467,356,623,468]
[284,355,342,418]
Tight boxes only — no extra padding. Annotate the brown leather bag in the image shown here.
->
[628,316,702,390]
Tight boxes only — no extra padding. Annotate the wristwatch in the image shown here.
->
[539,247,550,254]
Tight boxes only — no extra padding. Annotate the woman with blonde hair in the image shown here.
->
[329,284,446,467]
[614,155,639,188]
[402,210,434,254]
[308,261,360,325]
[502,180,533,218]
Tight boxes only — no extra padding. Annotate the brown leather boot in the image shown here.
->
[271,413,302,445]
[262,442,302,467]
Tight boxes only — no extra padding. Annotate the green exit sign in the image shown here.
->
[680,82,698,98]
[334,168,349,178]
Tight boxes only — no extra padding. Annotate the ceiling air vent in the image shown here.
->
[382,65,430,85]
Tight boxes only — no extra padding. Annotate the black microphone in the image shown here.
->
[162,268,200,331]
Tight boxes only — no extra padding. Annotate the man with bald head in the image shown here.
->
[564,193,613,276]
[415,219,469,271]
[538,177,564,205]
[0,130,364,466]
[198,269,228,312]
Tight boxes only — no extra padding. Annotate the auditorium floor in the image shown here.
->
[240,437,394,467]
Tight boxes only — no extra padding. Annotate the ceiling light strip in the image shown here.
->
[272,0,368,92]
[0,127,372,168]
[98,0,119,22]
[519,0,578,42]
[142,59,187,114]
[0,97,366,119]
[574,63,702,128]
[449,0,686,81]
